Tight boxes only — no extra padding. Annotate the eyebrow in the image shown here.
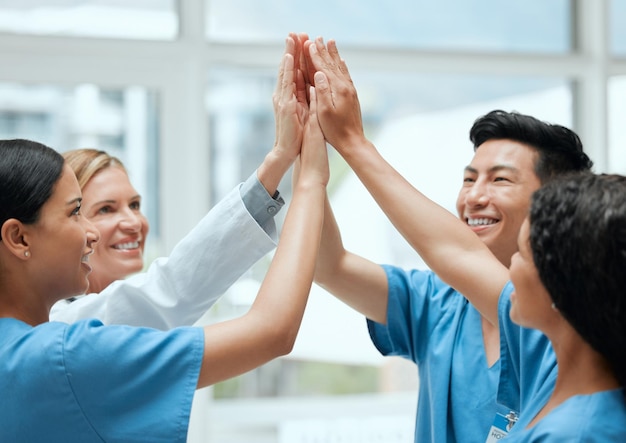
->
[91,195,142,206]
[464,164,521,175]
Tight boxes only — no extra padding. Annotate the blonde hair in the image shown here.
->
[63,149,127,190]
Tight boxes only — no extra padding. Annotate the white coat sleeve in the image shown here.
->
[49,183,278,329]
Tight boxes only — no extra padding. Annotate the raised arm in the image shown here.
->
[313,194,389,323]
[306,37,508,325]
[196,57,329,387]
[49,35,306,329]
[291,141,389,323]
[48,185,278,329]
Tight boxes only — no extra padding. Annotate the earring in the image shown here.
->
[24,251,30,257]
[551,302,558,312]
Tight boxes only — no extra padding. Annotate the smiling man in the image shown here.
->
[457,138,541,270]
[305,34,593,443]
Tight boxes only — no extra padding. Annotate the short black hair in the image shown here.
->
[470,110,593,183]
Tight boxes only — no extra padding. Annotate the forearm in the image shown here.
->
[340,138,506,325]
[252,181,325,341]
[315,195,388,323]
[306,37,506,323]
[197,182,325,388]
[50,186,276,329]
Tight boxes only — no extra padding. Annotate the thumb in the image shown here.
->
[313,71,332,109]
[314,71,328,92]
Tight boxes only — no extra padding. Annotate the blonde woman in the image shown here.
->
[51,33,308,330]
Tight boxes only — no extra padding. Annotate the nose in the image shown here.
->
[84,217,100,247]
[119,209,142,233]
[465,180,489,208]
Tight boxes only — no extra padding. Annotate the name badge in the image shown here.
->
[485,410,518,442]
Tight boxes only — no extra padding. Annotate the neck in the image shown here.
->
[549,324,619,399]
[527,323,619,428]
[86,274,108,294]
[0,299,49,326]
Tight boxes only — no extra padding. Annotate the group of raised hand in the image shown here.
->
[270,32,367,175]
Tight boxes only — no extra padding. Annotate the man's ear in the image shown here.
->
[0,219,30,260]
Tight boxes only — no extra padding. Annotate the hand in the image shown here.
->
[257,34,308,196]
[295,32,316,99]
[298,86,329,189]
[272,33,307,164]
[304,37,367,157]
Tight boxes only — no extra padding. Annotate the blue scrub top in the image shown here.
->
[0,318,203,443]
[368,265,500,443]
[497,285,626,442]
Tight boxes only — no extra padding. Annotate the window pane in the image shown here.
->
[206,0,571,54]
[611,0,626,56]
[207,67,571,205]
[609,76,626,174]
[0,83,161,256]
[0,0,177,40]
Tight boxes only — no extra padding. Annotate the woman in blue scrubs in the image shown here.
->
[0,59,328,443]
[494,172,626,441]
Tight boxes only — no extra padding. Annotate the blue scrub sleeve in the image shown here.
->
[63,320,204,442]
[497,283,555,415]
[367,265,466,364]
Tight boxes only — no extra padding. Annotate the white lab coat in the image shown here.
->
[50,184,277,329]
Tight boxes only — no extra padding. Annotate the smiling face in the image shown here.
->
[508,218,555,331]
[27,165,99,304]
[81,165,149,293]
[456,139,542,268]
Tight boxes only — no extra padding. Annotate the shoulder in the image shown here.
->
[522,390,626,442]
[384,265,467,310]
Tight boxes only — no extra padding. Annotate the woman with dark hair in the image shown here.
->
[0,56,328,443]
[496,172,626,441]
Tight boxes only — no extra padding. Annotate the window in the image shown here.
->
[609,76,626,174]
[611,0,626,56]
[206,0,571,53]
[0,83,161,253]
[1,1,622,442]
[0,0,177,40]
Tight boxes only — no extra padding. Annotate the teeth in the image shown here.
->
[114,241,139,250]
[467,218,497,227]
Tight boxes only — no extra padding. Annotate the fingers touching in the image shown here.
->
[281,34,363,157]
[300,86,330,187]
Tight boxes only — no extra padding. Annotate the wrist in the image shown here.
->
[257,147,295,196]
[336,135,373,160]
